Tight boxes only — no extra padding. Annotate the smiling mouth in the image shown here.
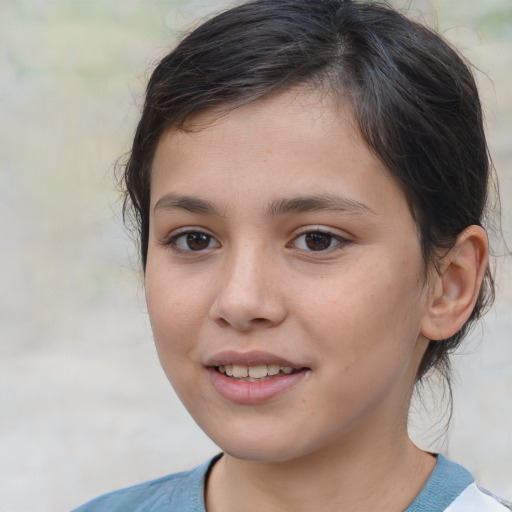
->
[215,364,305,382]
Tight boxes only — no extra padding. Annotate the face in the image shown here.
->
[146,90,431,463]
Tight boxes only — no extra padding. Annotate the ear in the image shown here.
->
[421,225,489,341]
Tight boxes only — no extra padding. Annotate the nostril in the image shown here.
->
[212,315,272,331]
[210,289,286,330]
[215,317,231,328]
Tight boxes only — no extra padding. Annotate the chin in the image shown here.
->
[221,443,303,464]
[203,422,325,464]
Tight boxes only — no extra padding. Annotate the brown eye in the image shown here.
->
[290,230,347,253]
[304,232,333,251]
[186,232,211,250]
[168,230,220,252]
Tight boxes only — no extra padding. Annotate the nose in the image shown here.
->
[209,242,287,331]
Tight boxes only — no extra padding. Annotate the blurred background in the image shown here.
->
[0,1,510,511]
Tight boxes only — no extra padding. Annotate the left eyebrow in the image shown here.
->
[266,194,377,217]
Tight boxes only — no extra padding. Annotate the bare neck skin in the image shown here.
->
[206,401,436,512]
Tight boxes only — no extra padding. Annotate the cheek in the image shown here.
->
[297,252,426,366]
[299,262,426,419]
[145,270,210,404]
[145,259,210,362]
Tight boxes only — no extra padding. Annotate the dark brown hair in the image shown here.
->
[122,0,495,382]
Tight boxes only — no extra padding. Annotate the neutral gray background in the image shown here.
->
[1,1,511,511]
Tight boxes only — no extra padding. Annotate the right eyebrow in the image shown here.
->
[153,193,224,217]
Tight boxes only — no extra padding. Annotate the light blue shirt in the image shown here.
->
[71,454,510,511]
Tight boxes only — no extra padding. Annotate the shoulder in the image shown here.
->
[406,455,511,512]
[445,483,512,512]
[70,456,220,512]
[70,472,189,512]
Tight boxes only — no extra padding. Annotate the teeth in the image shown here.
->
[232,365,249,378]
[217,364,298,379]
[248,365,267,378]
[267,364,280,375]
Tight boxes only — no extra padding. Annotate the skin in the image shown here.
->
[145,89,486,512]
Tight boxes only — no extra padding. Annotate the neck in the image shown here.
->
[206,429,435,512]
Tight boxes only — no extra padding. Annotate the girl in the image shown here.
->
[73,1,510,510]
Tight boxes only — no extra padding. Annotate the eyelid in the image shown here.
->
[290,225,351,240]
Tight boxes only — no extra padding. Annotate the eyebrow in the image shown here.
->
[153,193,376,217]
[266,194,376,216]
[154,194,224,216]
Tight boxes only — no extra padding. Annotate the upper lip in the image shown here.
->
[205,350,305,369]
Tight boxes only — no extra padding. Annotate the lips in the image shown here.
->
[205,350,303,369]
[205,351,310,404]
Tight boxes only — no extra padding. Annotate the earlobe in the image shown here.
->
[421,225,489,341]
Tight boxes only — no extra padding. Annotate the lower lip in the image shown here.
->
[207,367,309,405]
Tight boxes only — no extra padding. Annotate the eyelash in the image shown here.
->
[163,228,350,254]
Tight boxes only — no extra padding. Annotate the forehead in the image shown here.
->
[150,89,405,219]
